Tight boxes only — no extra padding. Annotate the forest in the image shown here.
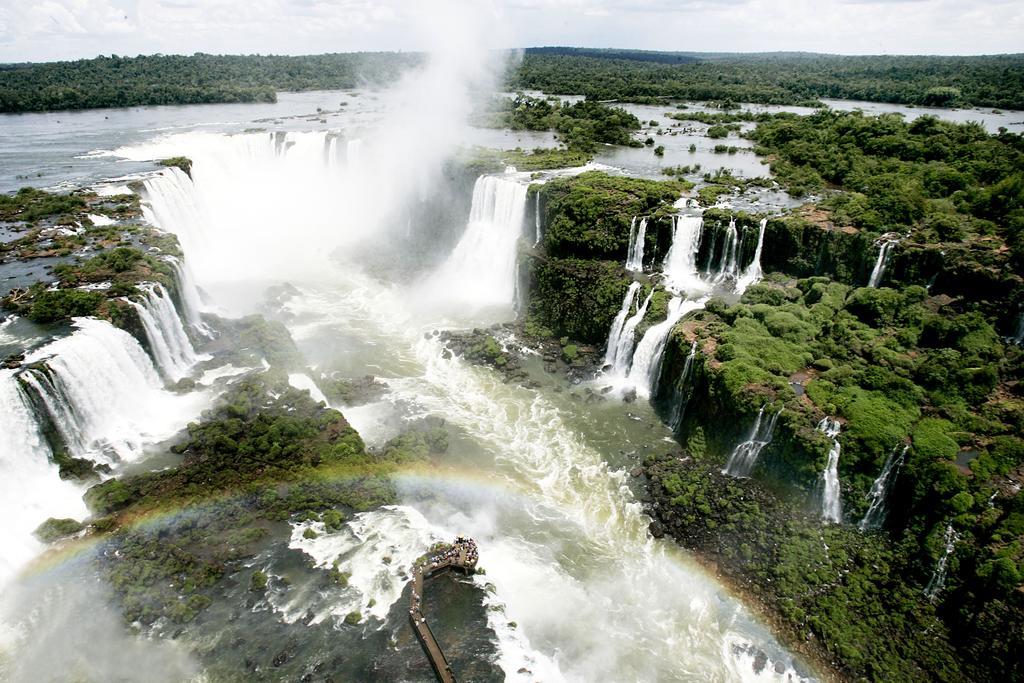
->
[2,49,1023,113]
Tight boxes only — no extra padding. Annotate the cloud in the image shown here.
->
[0,0,1020,62]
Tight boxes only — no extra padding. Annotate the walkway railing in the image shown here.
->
[408,538,479,683]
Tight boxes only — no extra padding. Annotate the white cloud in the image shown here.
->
[0,0,1020,62]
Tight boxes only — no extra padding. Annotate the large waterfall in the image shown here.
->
[164,256,212,339]
[817,417,843,523]
[709,217,741,283]
[21,318,204,464]
[604,282,642,368]
[605,286,655,376]
[625,217,648,272]
[126,282,202,382]
[723,406,782,477]
[663,215,707,295]
[859,445,907,530]
[422,174,528,316]
[627,297,705,399]
[0,370,89,588]
[735,218,769,293]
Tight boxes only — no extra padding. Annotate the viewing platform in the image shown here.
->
[408,536,479,683]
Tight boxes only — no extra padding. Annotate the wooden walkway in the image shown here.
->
[408,538,479,683]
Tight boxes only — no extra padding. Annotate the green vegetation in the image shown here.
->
[90,370,408,626]
[33,517,84,543]
[494,94,642,152]
[512,51,1024,109]
[26,289,105,324]
[158,157,193,177]
[0,52,418,112]
[0,187,86,222]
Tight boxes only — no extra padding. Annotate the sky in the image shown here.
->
[0,0,1021,63]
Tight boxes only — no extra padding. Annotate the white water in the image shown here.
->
[287,373,329,406]
[126,282,202,383]
[284,505,441,624]
[164,256,212,338]
[21,318,205,464]
[710,217,741,284]
[859,445,907,530]
[625,216,648,272]
[663,215,708,295]
[605,286,655,376]
[420,173,528,318]
[736,218,769,292]
[534,192,542,246]
[723,407,782,478]
[817,417,843,523]
[603,282,642,368]
[627,297,706,400]
[109,105,809,680]
[924,524,958,601]
[668,340,699,431]
[0,370,89,589]
[867,235,900,288]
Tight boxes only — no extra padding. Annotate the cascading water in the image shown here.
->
[817,417,843,523]
[533,193,542,246]
[859,445,907,530]
[710,218,741,283]
[723,406,782,478]
[0,370,88,588]
[604,282,642,368]
[627,297,706,399]
[605,286,655,376]
[924,524,958,601]
[662,215,706,295]
[625,217,648,272]
[164,256,212,338]
[20,318,204,464]
[126,282,202,383]
[868,235,900,288]
[421,173,528,317]
[735,218,768,292]
[668,340,699,431]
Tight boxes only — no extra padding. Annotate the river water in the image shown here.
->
[7,85,1001,680]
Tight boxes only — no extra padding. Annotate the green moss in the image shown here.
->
[34,517,84,543]
[158,157,193,176]
[912,418,960,460]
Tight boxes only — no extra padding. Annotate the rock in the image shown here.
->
[649,521,665,538]
[33,517,84,543]
[630,466,643,478]
[622,387,637,403]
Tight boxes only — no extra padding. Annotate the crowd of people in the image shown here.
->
[409,536,479,619]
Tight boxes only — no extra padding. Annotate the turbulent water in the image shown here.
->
[0,92,814,681]
[119,131,813,680]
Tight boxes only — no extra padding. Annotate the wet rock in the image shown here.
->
[622,387,637,403]
[630,466,643,478]
[649,521,665,538]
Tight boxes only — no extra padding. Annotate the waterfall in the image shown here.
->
[663,215,706,295]
[868,236,900,288]
[604,282,642,367]
[346,138,363,167]
[141,167,210,269]
[606,286,655,376]
[817,417,843,523]
[722,406,781,477]
[533,193,542,246]
[709,218,741,283]
[735,218,768,293]
[625,217,648,272]
[164,256,212,338]
[668,340,699,431]
[859,445,907,530]
[126,283,201,383]
[288,373,330,406]
[0,370,88,587]
[21,318,201,464]
[924,524,958,601]
[424,174,528,313]
[627,297,706,399]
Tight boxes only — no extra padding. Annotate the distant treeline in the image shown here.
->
[2,49,1023,113]
[0,52,419,113]
[513,51,1024,110]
